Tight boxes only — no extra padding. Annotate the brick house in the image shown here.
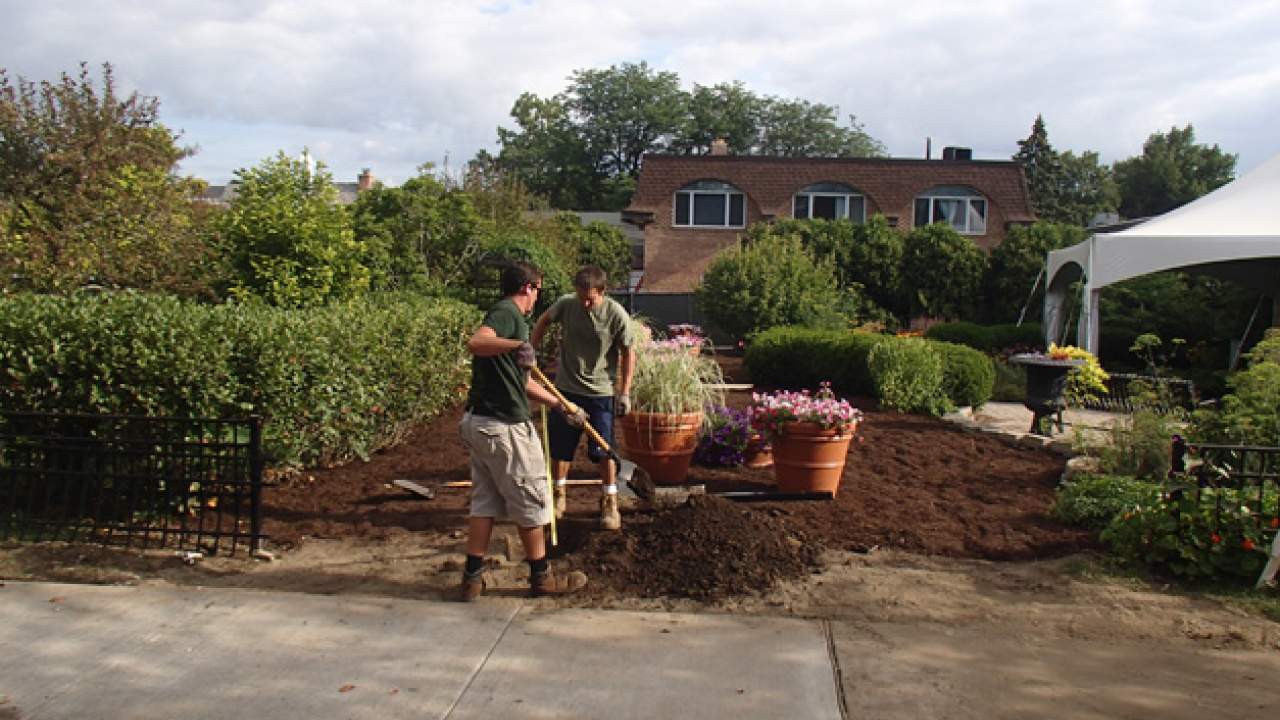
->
[622,147,1035,292]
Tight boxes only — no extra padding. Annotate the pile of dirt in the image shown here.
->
[562,495,822,601]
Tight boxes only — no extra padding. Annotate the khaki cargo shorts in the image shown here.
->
[458,411,551,528]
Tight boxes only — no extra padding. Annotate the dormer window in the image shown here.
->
[913,186,987,234]
[793,183,865,222]
[674,180,745,228]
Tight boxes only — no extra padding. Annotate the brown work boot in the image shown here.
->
[554,484,567,519]
[599,493,621,531]
[529,569,588,597]
[458,572,485,602]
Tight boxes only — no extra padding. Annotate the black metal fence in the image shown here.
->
[0,412,263,555]
[1168,436,1280,531]
[1081,373,1197,414]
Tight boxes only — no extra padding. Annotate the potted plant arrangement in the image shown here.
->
[653,323,708,357]
[694,406,773,469]
[748,382,863,495]
[1009,343,1108,435]
[618,320,724,485]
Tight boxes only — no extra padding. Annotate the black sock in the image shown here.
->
[528,556,549,577]
[465,554,485,576]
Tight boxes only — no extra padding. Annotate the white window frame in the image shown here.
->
[793,189,866,223]
[913,192,988,235]
[673,182,746,228]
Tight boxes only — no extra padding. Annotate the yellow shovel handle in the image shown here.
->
[541,404,557,547]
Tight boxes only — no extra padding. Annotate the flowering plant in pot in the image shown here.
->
[618,319,725,484]
[652,323,708,354]
[747,382,863,495]
[694,405,772,468]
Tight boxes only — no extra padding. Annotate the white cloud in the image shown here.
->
[3,0,1278,185]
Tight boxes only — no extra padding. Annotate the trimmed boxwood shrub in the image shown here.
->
[925,321,1043,352]
[0,291,480,467]
[868,338,951,415]
[745,327,886,396]
[933,341,996,408]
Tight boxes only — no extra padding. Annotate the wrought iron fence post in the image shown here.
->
[249,416,264,553]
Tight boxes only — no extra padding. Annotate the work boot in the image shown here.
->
[529,569,588,597]
[554,484,567,519]
[458,571,485,602]
[599,493,621,531]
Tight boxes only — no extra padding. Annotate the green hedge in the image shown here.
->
[0,291,480,467]
[925,321,1043,352]
[745,327,995,411]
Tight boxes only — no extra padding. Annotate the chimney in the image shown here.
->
[357,168,375,191]
[709,138,729,156]
[941,147,973,161]
[925,137,932,159]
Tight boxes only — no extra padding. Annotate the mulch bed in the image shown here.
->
[260,354,1096,600]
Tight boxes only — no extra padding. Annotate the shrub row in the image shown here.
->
[744,327,995,413]
[0,291,480,468]
[924,321,1044,353]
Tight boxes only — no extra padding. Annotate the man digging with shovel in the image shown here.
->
[457,261,589,601]
[531,265,636,531]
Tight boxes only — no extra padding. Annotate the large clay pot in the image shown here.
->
[771,422,854,495]
[743,433,773,469]
[617,411,703,486]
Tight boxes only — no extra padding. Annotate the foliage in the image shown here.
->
[991,359,1027,402]
[629,330,725,416]
[933,341,996,408]
[0,62,218,296]
[1046,343,1109,404]
[1053,474,1161,530]
[1092,410,1181,479]
[217,152,371,307]
[695,234,843,339]
[899,223,987,320]
[744,327,886,396]
[868,338,952,416]
[984,221,1088,324]
[694,405,754,467]
[1113,124,1236,219]
[748,383,864,440]
[924,321,1044,353]
[489,63,886,210]
[1012,116,1118,226]
[349,167,485,292]
[0,291,479,468]
[1100,484,1275,582]
[551,212,632,288]
[1192,337,1280,447]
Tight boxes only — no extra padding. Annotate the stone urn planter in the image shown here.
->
[617,411,703,485]
[1009,354,1083,436]
[771,422,854,495]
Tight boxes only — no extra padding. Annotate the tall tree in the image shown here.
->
[0,62,216,295]
[1058,150,1120,226]
[1113,124,1236,218]
[493,92,599,209]
[672,81,762,155]
[1013,115,1068,222]
[756,99,885,157]
[566,62,687,179]
[218,152,370,307]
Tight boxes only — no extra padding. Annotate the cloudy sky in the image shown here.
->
[4,0,1279,187]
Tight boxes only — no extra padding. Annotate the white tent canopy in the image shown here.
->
[1045,151,1280,353]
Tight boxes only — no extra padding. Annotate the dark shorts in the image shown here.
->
[548,391,614,463]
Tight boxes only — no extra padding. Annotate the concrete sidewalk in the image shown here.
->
[0,581,840,720]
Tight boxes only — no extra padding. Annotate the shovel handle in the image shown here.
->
[529,366,617,455]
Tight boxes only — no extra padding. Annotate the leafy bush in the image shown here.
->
[990,323,1044,352]
[983,221,1087,324]
[1052,474,1161,530]
[933,341,996,408]
[1193,330,1280,447]
[0,291,479,468]
[868,338,951,415]
[745,327,885,395]
[1101,486,1276,581]
[925,321,1044,353]
[991,360,1027,402]
[1087,410,1181,479]
[696,235,842,339]
[899,224,987,320]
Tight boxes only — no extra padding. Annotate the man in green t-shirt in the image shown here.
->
[457,261,590,602]
[531,265,635,530]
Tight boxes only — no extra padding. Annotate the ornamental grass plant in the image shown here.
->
[627,318,724,418]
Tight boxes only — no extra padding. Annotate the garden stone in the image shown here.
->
[1062,456,1102,482]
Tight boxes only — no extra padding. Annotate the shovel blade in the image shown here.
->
[617,456,653,501]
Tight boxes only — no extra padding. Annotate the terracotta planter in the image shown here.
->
[771,422,854,495]
[743,433,773,469]
[617,411,703,486]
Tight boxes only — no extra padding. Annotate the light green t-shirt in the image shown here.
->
[545,295,634,398]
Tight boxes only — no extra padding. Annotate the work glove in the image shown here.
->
[513,341,537,370]
[560,400,588,429]
[615,393,631,417]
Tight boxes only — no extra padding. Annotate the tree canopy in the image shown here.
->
[485,62,886,211]
[1013,115,1117,226]
[1113,124,1236,218]
[0,62,216,295]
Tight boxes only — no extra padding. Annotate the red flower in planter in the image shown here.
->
[1211,533,1222,545]
[1242,539,1256,551]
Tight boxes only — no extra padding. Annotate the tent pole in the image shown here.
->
[1230,295,1264,371]
[1017,267,1045,327]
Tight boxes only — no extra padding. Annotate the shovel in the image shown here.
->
[528,366,652,500]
